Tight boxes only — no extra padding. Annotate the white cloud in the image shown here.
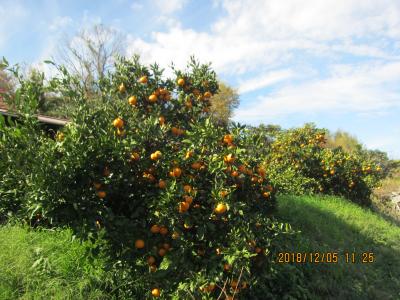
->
[127,0,400,76]
[49,16,73,32]
[152,0,188,15]
[238,69,295,94]
[234,61,400,123]
[0,1,29,47]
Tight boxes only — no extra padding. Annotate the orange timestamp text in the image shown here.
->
[276,252,375,264]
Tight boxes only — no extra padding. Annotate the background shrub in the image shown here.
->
[265,124,383,205]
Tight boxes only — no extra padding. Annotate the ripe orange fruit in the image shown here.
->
[214,203,227,214]
[223,134,233,144]
[151,288,160,297]
[184,195,193,205]
[158,180,166,189]
[262,192,270,198]
[204,91,212,98]
[219,190,228,198]
[178,201,190,213]
[177,78,185,86]
[151,151,162,160]
[139,75,148,84]
[135,239,145,249]
[184,150,193,159]
[238,165,247,173]
[224,154,235,164]
[330,169,335,175]
[150,224,160,233]
[94,182,102,190]
[97,191,106,198]
[169,167,182,178]
[147,256,156,265]
[128,95,137,106]
[159,116,165,126]
[231,171,239,177]
[131,152,140,161]
[118,83,126,93]
[148,94,158,103]
[183,185,192,193]
[255,247,262,253]
[223,263,231,271]
[163,243,171,251]
[257,166,266,177]
[113,117,124,129]
[158,248,166,257]
[159,226,168,235]
[191,162,202,170]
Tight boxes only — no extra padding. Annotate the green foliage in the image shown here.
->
[0,56,293,299]
[265,124,384,205]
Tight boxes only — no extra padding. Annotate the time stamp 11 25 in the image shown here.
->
[276,252,375,264]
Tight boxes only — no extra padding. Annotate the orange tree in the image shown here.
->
[4,56,302,299]
[265,124,383,205]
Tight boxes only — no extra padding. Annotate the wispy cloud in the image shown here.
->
[234,61,400,123]
[0,1,29,48]
[238,69,295,94]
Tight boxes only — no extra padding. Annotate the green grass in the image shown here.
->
[1,195,399,299]
[0,224,112,300]
[275,194,400,300]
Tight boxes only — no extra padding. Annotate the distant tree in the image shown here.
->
[326,130,363,153]
[56,24,125,98]
[209,81,239,125]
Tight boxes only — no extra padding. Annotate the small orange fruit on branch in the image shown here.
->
[128,95,137,106]
[150,224,160,233]
[151,288,160,297]
[177,78,185,86]
[148,94,158,103]
[138,75,148,84]
[135,239,145,249]
[214,203,227,214]
[97,191,106,198]
[113,117,124,129]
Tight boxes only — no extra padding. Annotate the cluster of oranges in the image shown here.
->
[94,68,278,298]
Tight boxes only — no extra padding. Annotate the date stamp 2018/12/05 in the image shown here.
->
[276,252,374,264]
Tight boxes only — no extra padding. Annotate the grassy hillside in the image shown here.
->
[0,224,112,300]
[1,195,399,299]
[275,195,400,300]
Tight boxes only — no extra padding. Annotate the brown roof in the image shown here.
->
[0,98,68,126]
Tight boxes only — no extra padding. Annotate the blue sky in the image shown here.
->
[1,0,400,158]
